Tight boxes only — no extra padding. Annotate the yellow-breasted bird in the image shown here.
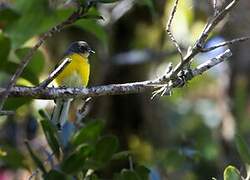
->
[51,41,94,128]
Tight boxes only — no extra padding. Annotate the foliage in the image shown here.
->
[223,166,241,180]
[0,0,250,179]
[0,0,150,179]
[33,110,149,179]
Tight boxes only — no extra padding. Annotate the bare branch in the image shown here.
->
[0,110,15,116]
[0,50,232,100]
[201,36,250,52]
[76,97,93,126]
[192,49,232,76]
[166,0,184,61]
[151,49,232,98]
[197,0,240,46]
[0,0,242,111]
[213,0,219,16]
[0,6,90,112]
[38,58,71,88]
[172,0,240,78]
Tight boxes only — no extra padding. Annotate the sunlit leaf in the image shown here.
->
[223,165,241,180]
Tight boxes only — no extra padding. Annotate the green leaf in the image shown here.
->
[38,109,51,121]
[40,119,61,159]
[5,0,71,48]
[112,151,131,160]
[94,135,119,163]
[235,134,250,164]
[89,174,99,180]
[0,32,11,67]
[15,48,45,76]
[25,141,47,174]
[0,7,20,29]
[0,146,27,169]
[136,0,155,15]
[75,20,108,45]
[121,170,140,180]
[2,48,45,85]
[61,144,93,174]
[135,165,150,180]
[98,0,117,3]
[223,165,241,180]
[0,61,39,85]
[44,170,70,180]
[71,121,104,147]
[3,97,31,110]
[113,173,123,180]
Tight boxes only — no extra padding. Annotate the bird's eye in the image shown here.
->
[79,46,84,52]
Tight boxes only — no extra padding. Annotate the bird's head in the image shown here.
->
[66,41,95,57]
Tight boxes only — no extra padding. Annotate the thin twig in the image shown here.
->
[197,0,240,47]
[166,0,184,61]
[172,0,240,78]
[0,6,88,113]
[154,49,232,97]
[0,110,15,116]
[201,36,250,52]
[192,49,232,76]
[38,58,71,88]
[0,50,232,100]
[213,0,219,16]
[75,97,93,127]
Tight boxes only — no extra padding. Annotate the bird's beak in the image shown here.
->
[88,49,95,54]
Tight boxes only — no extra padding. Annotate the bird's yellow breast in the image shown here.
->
[55,53,90,87]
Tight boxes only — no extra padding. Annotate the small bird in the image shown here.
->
[51,41,94,128]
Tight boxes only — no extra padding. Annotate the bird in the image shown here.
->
[51,41,94,129]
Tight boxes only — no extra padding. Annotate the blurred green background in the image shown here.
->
[0,0,250,179]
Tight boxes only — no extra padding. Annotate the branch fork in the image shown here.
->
[0,0,247,115]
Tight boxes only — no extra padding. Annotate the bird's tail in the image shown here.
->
[51,99,71,129]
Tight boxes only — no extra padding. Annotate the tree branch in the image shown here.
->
[0,110,15,116]
[200,36,250,52]
[171,0,240,78]
[166,0,184,61]
[0,49,232,100]
[0,6,89,112]
[37,58,71,88]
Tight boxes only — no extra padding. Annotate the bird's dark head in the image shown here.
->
[66,41,95,57]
